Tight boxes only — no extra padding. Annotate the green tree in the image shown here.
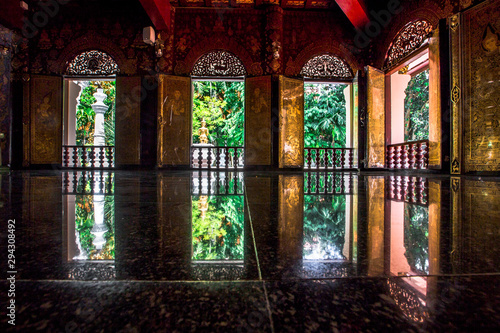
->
[304,83,348,148]
[192,81,244,146]
[404,70,429,142]
[404,204,429,274]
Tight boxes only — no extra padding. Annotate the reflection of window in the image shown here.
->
[303,195,346,260]
[191,195,244,261]
[404,204,429,274]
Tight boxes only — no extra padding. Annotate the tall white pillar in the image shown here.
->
[92,88,107,146]
[91,195,107,253]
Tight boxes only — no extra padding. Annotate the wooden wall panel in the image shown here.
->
[428,28,442,169]
[366,66,385,168]
[279,76,304,168]
[115,76,141,166]
[29,75,62,165]
[157,75,191,167]
[245,76,272,166]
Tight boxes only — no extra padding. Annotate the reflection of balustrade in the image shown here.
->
[387,279,428,323]
[67,263,116,280]
[191,146,244,169]
[304,172,355,195]
[388,176,428,205]
[387,140,429,169]
[191,171,244,195]
[190,263,245,281]
[62,171,114,195]
[304,148,356,169]
[63,145,115,168]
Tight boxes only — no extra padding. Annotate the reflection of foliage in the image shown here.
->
[76,81,115,146]
[404,70,429,142]
[404,204,429,274]
[303,195,346,259]
[74,193,115,260]
[75,195,95,255]
[304,83,347,148]
[192,196,244,260]
[192,81,244,146]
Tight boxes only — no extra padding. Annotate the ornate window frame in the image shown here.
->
[191,50,247,77]
[300,54,354,80]
[385,20,434,70]
[66,50,119,75]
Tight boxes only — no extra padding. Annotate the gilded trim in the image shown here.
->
[449,13,462,174]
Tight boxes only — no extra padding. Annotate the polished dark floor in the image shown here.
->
[1,170,499,332]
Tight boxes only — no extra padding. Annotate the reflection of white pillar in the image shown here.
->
[92,88,107,146]
[92,195,107,251]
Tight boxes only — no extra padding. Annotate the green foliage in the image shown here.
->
[303,195,346,259]
[404,70,429,142]
[192,195,244,260]
[75,80,115,146]
[304,83,348,148]
[192,81,245,146]
[404,204,429,274]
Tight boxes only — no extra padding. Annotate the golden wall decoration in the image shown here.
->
[30,75,62,165]
[367,176,385,276]
[157,75,191,167]
[450,13,462,174]
[428,180,441,275]
[366,66,385,168]
[463,1,500,172]
[278,175,304,263]
[245,76,272,166]
[115,76,141,166]
[428,28,442,169]
[279,76,304,168]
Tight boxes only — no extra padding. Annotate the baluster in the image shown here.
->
[348,149,353,169]
[323,149,328,169]
[313,149,319,170]
[72,171,78,193]
[98,170,104,194]
[63,171,70,192]
[90,147,96,168]
[215,148,221,169]
[90,170,96,194]
[305,149,311,169]
[224,172,230,193]
[63,147,69,168]
[72,147,79,168]
[207,171,212,194]
[215,172,220,194]
[81,147,88,168]
[207,148,213,169]
[99,147,105,168]
[108,147,114,168]
[340,149,345,169]
[422,142,429,169]
[198,147,203,168]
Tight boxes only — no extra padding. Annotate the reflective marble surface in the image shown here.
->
[1,170,499,332]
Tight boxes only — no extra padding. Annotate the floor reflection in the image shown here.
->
[3,170,499,282]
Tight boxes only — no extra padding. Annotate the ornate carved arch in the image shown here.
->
[66,50,119,75]
[375,2,448,68]
[285,39,359,78]
[176,36,261,76]
[53,32,133,75]
[191,50,246,77]
[300,54,353,80]
[384,19,434,69]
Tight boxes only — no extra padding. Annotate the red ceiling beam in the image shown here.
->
[138,0,171,31]
[334,0,370,30]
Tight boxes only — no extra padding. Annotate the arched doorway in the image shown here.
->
[62,50,119,168]
[300,54,357,170]
[190,50,246,169]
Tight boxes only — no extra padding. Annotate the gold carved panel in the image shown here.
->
[278,175,304,263]
[450,14,462,174]
[245,76,272,166]
[30,75,62,165]
[366,66,385,168]
[279,76,304,168]
[115,76,141,165]
[157,75,191,167]
[463,1,500,172]
[428,28,442,169]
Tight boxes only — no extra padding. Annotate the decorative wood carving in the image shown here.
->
[300,54,353,80]
[279,76,304,168]
[245,76,272,166]
[366,66,385,169]
[66,50,119,75]
[191,50,246,76]
[463,0,500,172]
[115,76,141,166]
[157,75,191,167]
[30,75,62,165]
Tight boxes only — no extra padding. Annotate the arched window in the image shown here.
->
[300,54,353,80]
[385,20,434,70]
[66,50,119,75]
[191,50,246,77]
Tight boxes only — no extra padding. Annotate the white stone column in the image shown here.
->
[92,88,107,146]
